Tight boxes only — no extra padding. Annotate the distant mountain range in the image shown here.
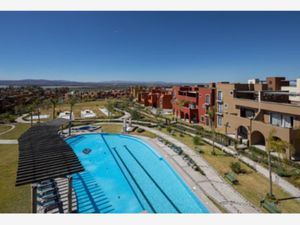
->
[0,79,197,87]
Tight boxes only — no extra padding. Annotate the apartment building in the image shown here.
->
[281,78,300,103]
[172,84,215,124]
[215,77,300,158]
[137,87,173,110]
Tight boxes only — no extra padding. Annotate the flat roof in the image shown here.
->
[16,119,84,186]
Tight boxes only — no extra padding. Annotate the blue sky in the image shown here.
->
[0,11,300,83]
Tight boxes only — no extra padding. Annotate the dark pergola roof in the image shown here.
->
[16,119,84,186]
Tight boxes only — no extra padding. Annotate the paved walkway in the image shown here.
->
[0,139,18,144]
[138,136,220,213]
[0,124,15,136]
[16,113,32,124]
[135,125,259,213]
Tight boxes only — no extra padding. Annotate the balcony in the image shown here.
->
[217,99,223,103]
[234,97,300,115]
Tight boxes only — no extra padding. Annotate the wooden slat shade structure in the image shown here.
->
[16,118,84,186]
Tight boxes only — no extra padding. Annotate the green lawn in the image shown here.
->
[100,123,157,139]
[0,124,12,134]
[0,124,30,139]
[39,100,122,120]
[0,144,30,213]
[100,124,123,133]
[157,127,300,213]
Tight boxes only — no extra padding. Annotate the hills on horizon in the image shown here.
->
[0,79,197,87]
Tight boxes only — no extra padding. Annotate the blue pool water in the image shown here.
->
[66,133,209,213]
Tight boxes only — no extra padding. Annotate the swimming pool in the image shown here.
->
[66,133,209,213]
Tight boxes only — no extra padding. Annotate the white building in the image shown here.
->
[81,109,96,118]
[281,78,300,103]
[58,111,74,120]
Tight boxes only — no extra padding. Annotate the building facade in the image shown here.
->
[215,77,300,158]
[172,84,215,124]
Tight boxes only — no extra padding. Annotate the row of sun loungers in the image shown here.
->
[157,137,183,155]
[36,177,78,213]
[182,154,200,171]
[37,179,63,213]
[157,137,200,172]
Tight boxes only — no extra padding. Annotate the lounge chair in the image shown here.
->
[38,186,59,195]
[37,189,58,198]
[37,182,56,190]
[38,196,61,207]
[43,201,63,213]
[38,192,60,201]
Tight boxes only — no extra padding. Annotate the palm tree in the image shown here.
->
[68,96,77,136]
[27,104,34,127]
[207,106,216,155]
[266,128,293,199]
[50,97,59,119]
[32,98,42,123]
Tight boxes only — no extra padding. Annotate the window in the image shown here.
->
[224,103,228,109]
[217,91,223,101]
[205,94,210,104]
[200,116,205,122]
[217,116,223,127]
[217,104,223,113]
[270,113,281,127]
[283,115,293,128]
[270,113,294,128]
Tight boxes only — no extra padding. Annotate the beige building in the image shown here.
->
[216,77,300,159]
[281,78,300,103]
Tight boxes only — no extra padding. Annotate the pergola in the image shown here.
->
[15,118,84,213]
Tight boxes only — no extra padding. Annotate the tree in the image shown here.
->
[265,129,293,199]
[68,96,77,136]
[27,104,35,126]
[207,106,216,155]
[50,97,59,119]
[105,100,115,118]
[131,109,141,120]
[193,135,202,146]
[32,98,42,123]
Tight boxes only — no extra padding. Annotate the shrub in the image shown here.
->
[230,162,246,174]
[136,128,145,133]
[166,126,172,133]
[193,136,202,146]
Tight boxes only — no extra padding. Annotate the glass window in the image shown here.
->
[270,113,281,127]
[217,91,223,101]
[205,94,210,104]
[217,116,223,127]
[282,115,293,128]
[218,104,223,113]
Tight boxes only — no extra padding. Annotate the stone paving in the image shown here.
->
[0,139,18,144]
[136,125,259,213]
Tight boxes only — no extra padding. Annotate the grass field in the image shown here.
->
[39,100,122,120]
[0,124,31,140]
[0,124,12,134]
[157,127,300,213]
[100,124,123,133]
[0,144,30,213]
[100,123,157,139]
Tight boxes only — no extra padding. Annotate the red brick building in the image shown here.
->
[137,87,173,109]
[172,84,215,124]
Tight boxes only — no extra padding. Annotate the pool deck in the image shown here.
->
[68,122,259,213]
[132,129,259,213]
[137,136,220,213]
